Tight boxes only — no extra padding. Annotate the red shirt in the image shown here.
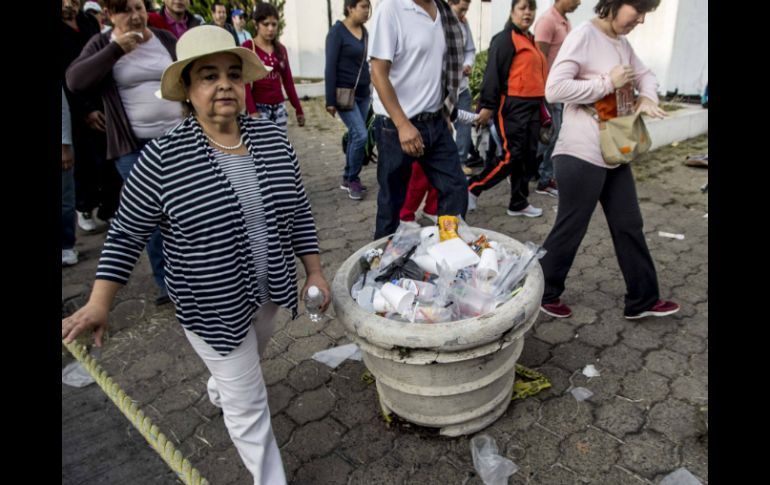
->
[147,8,191,39]
[243,41,303,115]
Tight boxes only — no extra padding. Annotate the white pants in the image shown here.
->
[184,302,287,485]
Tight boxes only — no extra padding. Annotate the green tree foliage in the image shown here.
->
[469,49,488,107]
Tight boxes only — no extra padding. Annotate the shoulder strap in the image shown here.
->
[352,30,367,91]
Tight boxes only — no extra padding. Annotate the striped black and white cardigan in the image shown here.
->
[96,115,320,355]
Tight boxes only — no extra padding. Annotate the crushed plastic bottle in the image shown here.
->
[305,286,325,322]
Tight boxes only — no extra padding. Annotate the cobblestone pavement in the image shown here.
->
[62,98,708,484]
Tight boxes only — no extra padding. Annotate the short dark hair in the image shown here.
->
[510,0,537,9]
[103,0,128,12]
[447,0,472,5]
[594,0,661,19]
[180,63,194,114]
[343,0,368,17]
[211,2,225,13]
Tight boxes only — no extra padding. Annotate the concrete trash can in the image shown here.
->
[331,229,544,436]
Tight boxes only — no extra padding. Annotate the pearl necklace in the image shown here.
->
[206,134,243,151]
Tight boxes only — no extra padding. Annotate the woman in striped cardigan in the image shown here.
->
[61,26,329,484]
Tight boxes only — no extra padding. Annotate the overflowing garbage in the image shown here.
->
[350,220,545,324]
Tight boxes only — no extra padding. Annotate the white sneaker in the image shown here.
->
[77,211,97,232]
[506,205,543,218]
[62,249,79,266]
[468,192,478,212]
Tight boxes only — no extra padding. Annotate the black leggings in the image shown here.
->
[539,155,660,315]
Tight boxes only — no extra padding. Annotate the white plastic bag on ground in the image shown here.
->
[311,343,362,369]
[470,434,518,485]
[62,361,95,388]
[659,468,703,485]
[570,387,594,401]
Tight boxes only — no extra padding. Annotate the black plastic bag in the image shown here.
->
[375,245,426,282]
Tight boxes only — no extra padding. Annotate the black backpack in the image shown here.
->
[341,105,377,165]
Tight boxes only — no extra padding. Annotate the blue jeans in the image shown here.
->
[373,115,468,239]
[62,168,76,250]
[254,103,289,133]
[538,102,563,186]
[115,145,166,291]
[455,89,472,163]
[338,96,370,183]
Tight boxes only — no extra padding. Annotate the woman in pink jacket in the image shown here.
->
[538,0,679,320]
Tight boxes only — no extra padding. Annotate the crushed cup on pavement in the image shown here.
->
[582,364,601,378]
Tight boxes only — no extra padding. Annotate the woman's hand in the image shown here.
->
[325,106,337,118]
[476,108,494,128]
[62,145,74,170]
[297,114,306,127]
[609,64,635,89]
[114,31,144,54]
[301,271,332,313]
[635,96,667,119]
[84,110,106,132]
[62,302,110,347]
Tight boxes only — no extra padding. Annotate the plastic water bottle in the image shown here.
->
[305,286,325,322]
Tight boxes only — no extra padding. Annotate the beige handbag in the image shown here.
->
[596,112,651,164]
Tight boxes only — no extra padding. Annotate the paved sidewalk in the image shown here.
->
[62,98,708,484]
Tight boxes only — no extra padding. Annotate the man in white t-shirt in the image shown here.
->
[369,0,467,239]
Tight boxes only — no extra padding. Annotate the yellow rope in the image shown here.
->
[63,340,210,485]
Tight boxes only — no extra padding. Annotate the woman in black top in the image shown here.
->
[324,0,372,201]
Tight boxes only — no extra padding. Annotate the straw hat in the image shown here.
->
[160,25,270,102]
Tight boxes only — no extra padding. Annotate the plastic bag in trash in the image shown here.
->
[375,244,426,282]
[62,360,95,388]
[470,434,518,485]
[379,222,422,269]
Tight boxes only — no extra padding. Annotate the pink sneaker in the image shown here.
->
[624,300,680,320]
[540,300,572,318]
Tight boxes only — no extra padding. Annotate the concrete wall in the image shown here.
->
[281,0,707,96]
